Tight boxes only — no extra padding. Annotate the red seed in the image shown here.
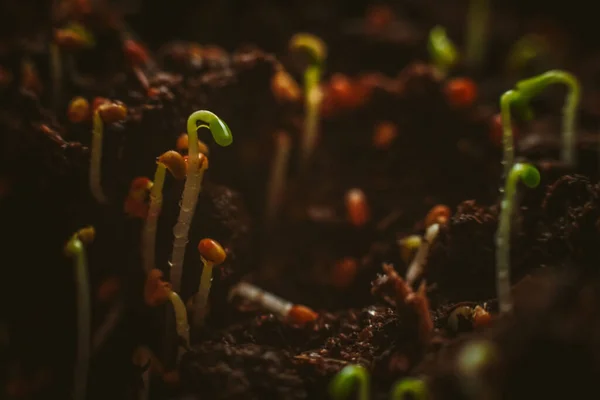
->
[345,188,370,227]
[287,305,318,325]
[123,39,149,66]
[425,204,451,228]
[445,77,478,108]
[331,257,358,289]
[197,238,227,265]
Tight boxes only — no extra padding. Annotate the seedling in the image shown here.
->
[398,235,422,264]
[229,282,318,325]
[514,70,581,166]
[90,101,128,203]
[170,110,232,293]
[406,223,440,286]
[506,34,550,74]
[124,177,153,219]
[64,226,95,400]
[191,238,227,328]
[465,0,490,70]
[289,33,327,169]
[345,188,370,227]
[169,290,190,362]
[265,132,292,228]
[391,377,429,400]
[329,364,370,400]
[496,163,540,313]
[67,96,91,123]
[427,26,459,78]
[142,151,186,274]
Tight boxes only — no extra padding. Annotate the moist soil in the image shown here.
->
[2,1,600,399]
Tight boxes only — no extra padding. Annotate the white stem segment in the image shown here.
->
[229,282,293,319]
[170,162,207,293]
[192,260,214,329]
[90,111,108,203]
[168,291,190,362]
[406,223,440,287]
[142,165,166,274]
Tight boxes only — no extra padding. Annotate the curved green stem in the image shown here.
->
[329,365,370,400]
[142,163,166,274]
[465,0,490,70]
[168,291,190,362]
[499,90,520,182]
[170,111,232,293]
[391,377,429,400]
[192,258,214,328]
[64,234,91,400]
[496,163,540,313]
[515,70,581,166]
[300,65,322,169]
[90,111,108,203]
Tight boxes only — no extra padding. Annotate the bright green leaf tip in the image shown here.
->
[64,236,83,257]
[329,365,367,399]
[515,163,540,188]
[428,25,458,70]
[391,377,429,400]
[187,110,233,147]
[289,33,327,66]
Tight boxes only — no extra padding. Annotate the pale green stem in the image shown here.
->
[90,111,108,203]
[496,164,526,313]
[168,291,190,362]
[500,90,519,182]
[192,258,214,328]
[142,163,166,274]
[65,237,91,400]
[465,0,490,70]
[300,65,322,170]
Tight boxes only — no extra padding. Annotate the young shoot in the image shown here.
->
[496,163,540,313]
[191,238,227,328]
[142,151,186,274]
[465,0,490,70]
[428,26,459,78]
[170,110,232,293]
[514,70,581,166]
[391,377,429,400]
[265,132,292,228]
[289,33,327,170]
[499,89,521,180]
[168,291,190,362]
[64,226,95,400]
[229,282,318,325]
[329,364,370,400]
[406,223,440,287]
[90,102,128,203]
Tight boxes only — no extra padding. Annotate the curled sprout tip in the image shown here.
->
[289,33,327,67]
[329,365,370,400]
[428,25,459,74]
[391,377,429,400]
[157,151,187,180]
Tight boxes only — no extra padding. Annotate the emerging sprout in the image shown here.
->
[229,282,318,325]
[90,102,128,203]
[465,0,490,70]
[424,204,451,228]
[329,364,370,400]
[390,377,429,400]
[191,239,227,328]
[406,223,440,287]
[64,226,95,400]
[169,291,190,362]
[170,110,232,293]
[142,151,187,274]
[514,70,581,166]
[427,26,459,78]
[496,163,540,313]
[265,132,292,227]
[444,77,478,108]
[398,235,422,264]
[289,33,327,169]
[67,96,91,123]
[345,188,370,227]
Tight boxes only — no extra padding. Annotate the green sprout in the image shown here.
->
[427,26,459,78]
[168,290,190,362]
[289,33,327,170]
[499,89,521,180]
[506,34,550,74]
[192,238,227,328]
[142,151,187,274]
[391,377,429,400]
[465,0,490,70]
[514,70,581,166]
[329,365,370,400]
[64,226,95,400]
[170,110,232,293]
[496,163,540,313]
[90,102,128,204]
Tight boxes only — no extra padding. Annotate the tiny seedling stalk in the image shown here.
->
[300,65,322,169]
[496,163,540,313]
[465,0,490,70]
[499,90,520,181]
[90,110,108,203]
[192,257,214,327]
